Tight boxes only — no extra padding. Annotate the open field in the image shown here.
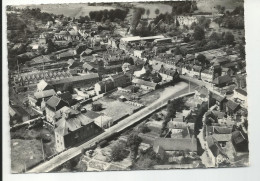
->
[132,2,172,19]
[83,96,137,121]
[11,139,43,173]
[15,4,116,18]
[11,127,57,173]
[196,0,244,13]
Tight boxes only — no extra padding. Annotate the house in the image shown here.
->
[110,74,131,88]
[213,75,232,87]
[54,107,102,152]
[211,134,232,147]
[132,78,159,90]
[206,136,229,166]
[94,74,131,95]
[133,50,144,59]
[153,137,197,154]
[49,73,99,91]
[45,95,70,128]
[9,105,31,124]
[37,80,55,92]
[231,131,248,152]
[225,100,240,116]
[195,86,209,102]
[211,93,226,110]
[83,62,97,73]
[28,89,56,110]
[56,49,76,60]
[74,43,88,54]
[94,79,115,95]
[94,115,113,129]
[233,89,247,106]
[201,69,213,82]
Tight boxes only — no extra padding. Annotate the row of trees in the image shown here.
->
[89,8,129,22]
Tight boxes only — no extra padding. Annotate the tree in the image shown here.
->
[92,103,102,111]
[197,54,209,65]
[111,143,128,161]
[155,9,160,16]
[146,9,150,19]
[176,19,180,27]
[238,43,245,59]
[165,100,177,122]
[127,133,142,160]
[224,31,235,45]
[209,32,222,42]
[193,26,205,40]
[138,124,151,134]
[63,83,74,94]
[216,5,225,14]
[131,8,143,32]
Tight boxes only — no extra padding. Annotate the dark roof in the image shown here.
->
[213,75,232,85]
[55,109,93,136]
[207,126,232,134]
[206,136,228,158]
[235,88,247,96]
[58,92,73,103]
[232,131,247,144]
[226,100,240,111]
[82,110,100,119]
[153,138,197,152]
[46,95,68,109]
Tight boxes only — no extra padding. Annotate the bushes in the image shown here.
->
[36,133,52,143]
[110,143,128,161]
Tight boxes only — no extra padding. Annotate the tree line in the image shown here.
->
[89,8,129,22]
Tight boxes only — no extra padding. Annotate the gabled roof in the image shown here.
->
[153,137,197,152]
[206,136,228,158]
[213,75,232,85]
[235,88,247,96]
[34,89,56,99]
[46,95,68,110]
[132,78,158,88]
[232,131,247,144]
[226,100,240,111]
[55,109,93,136]
[37,80,54,92]
[212,134,231,142]
[58,92,73,103]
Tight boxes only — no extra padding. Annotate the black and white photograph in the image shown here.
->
[3,0,259,179]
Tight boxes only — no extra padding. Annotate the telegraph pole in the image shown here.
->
[41,138,45,161]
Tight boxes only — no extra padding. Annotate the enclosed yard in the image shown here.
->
[11,139,43,173]
[10,126,57,173]
[84,96,138,121]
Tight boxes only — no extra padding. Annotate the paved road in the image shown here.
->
[27,81,193,173]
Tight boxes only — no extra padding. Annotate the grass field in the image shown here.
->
[132,2,172,19]
[16,4,115,18]
[83,96,137,121]
[11,139,43,173]
[196,0,244,13]
[11,127,57,173]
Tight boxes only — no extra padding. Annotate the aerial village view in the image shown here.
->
[6,0,248,173]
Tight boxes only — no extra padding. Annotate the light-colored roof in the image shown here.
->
[34,89,56,99]
[153,137,197,152]
[132,78,158,88]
